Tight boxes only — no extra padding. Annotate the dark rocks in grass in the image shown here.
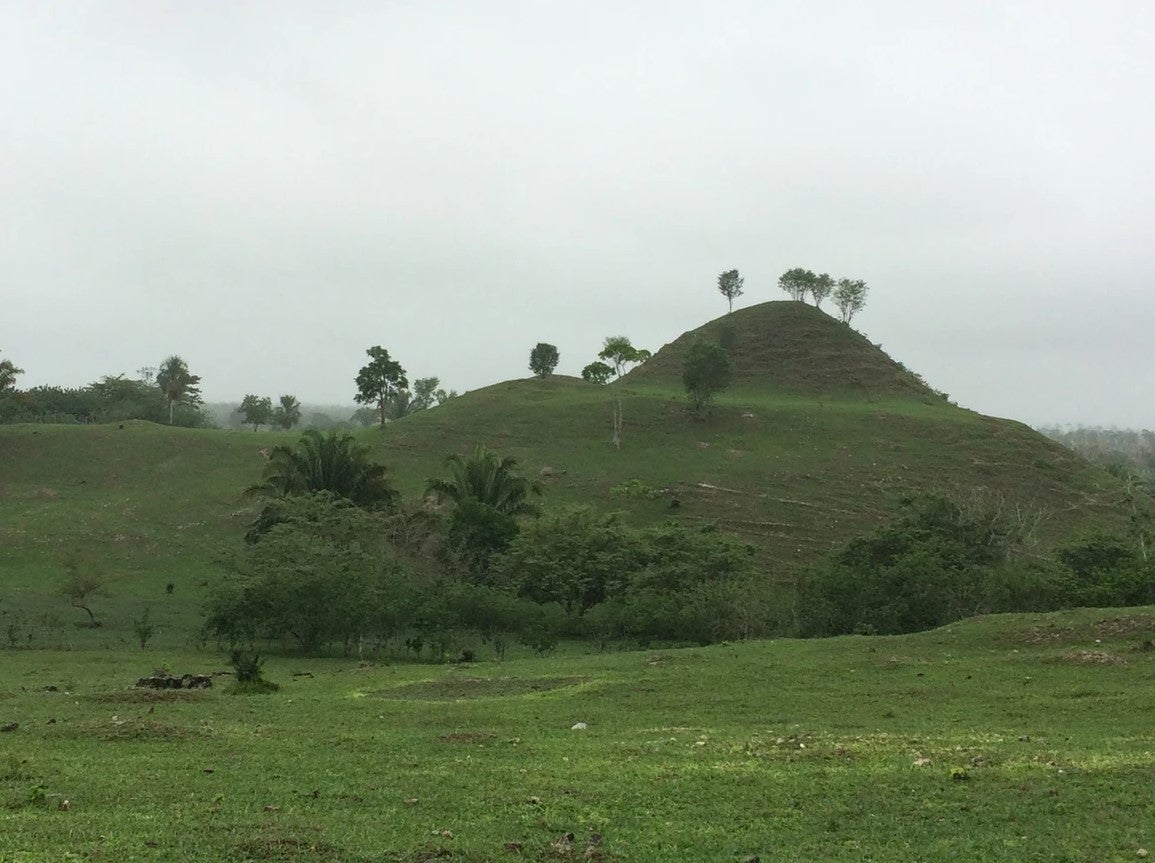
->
[134,674,213,690]
[1,722,18,733]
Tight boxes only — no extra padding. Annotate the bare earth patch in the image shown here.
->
[1056,650,1128,666]
[375,675,584,701]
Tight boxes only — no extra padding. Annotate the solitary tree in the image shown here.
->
[61,550,106,628]
[0,350,22,392]
[598,336,651,379]
[833,278,868,324]
[239,394,274,431]
[354,346,408,427]
[777,268,815,302]
[581,361,614,385]
[273,395,302,430]
[717,269,744,313]
[810,273,834,308]
[682,340,734,415]
[529,343,560,379]
[156,355,201,424]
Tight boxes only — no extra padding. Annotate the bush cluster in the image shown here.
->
[798,495,1153,636]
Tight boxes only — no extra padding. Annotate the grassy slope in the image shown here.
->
[0,608,1153,861]
[0,301,1132,645]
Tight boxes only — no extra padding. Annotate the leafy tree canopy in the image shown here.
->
[833,278,868,324]
[354,346,408,427]
[529,342,560,379]
[239,394,274,431]
[682,339,734,415]
[777,267,815,302]
[716,269,744,312]
[581,361,614,385]
[597,336,651,379]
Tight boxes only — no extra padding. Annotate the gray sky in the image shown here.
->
[4,1,1153,427]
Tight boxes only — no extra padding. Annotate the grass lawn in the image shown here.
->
[2,607,1153,862]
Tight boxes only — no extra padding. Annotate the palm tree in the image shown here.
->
[425,445,542,516]
[273,394,302,430]
[155,355,201,424]
[246,429,398,510]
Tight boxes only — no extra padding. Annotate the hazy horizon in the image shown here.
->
[5,2,1153,428]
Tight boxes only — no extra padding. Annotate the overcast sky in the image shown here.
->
[3,1,1153,427]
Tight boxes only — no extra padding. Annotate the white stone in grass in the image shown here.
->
[571,722,588,731]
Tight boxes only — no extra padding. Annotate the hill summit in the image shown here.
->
[622,301,936,398]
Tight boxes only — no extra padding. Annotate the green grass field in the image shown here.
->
[1,607,1153,861]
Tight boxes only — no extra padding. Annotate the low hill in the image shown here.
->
[623,301,936,397]
[0,306,1135,645]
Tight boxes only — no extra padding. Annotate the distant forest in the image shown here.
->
[1040,426,1155,488]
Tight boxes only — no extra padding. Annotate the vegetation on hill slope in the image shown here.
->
[0,303,1140,648]
[622,300,937,397]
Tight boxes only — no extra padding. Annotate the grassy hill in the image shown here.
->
[0,302,1133,646]
[623,300,936,397]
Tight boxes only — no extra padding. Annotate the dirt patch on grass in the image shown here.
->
[1005,614,1155,647]
[1055,650,1128,666]
[436,730,498,745]
[376,675,585,701]
[231,830,370,863]
[63,717,207,742]
[88,688,209,704]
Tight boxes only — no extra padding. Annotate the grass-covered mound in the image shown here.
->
[0,607,1152,860]
[622,300,934,396]
[0,304,1136,648]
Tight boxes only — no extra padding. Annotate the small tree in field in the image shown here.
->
[810,273,834,307]
[354,346,408,427]
[61,550,106,627]
[777,268,814,302]
[582,361,614,385]
[717,269,744,313]
[239,394,273,431]
[682,340,734,416]
[529,343,560,379]
[833,278,868,324]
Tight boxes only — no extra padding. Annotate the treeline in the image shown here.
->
[1040,425,1155,486]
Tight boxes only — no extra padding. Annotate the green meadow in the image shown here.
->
[1,301,1150,860]
[2,609,1153,861]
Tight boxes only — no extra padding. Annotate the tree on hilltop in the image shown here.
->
[833,278,868,324]
[354,346,408,427]
[778,268,815,302]
[810,273,834,308]
[529,343,560,379]
[598,336,651,379]
[717,269,744,313]
[582,361,614,385]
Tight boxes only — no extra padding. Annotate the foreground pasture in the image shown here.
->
[1,609,1153,862]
